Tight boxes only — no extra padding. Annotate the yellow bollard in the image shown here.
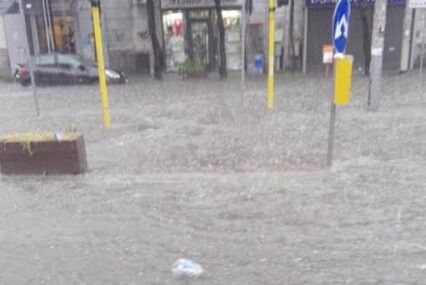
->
[267,0,276,110]
[91,3,111,129]
[327,54,354,166]
[334,55,354,106]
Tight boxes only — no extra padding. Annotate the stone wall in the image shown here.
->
[102,0,152,74]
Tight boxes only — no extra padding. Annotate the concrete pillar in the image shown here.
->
[409,9,426,69]
[369,0,387,111]
[400,5,413,72]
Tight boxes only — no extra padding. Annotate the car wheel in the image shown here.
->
[76,77,84,84]
[20,78,31,87]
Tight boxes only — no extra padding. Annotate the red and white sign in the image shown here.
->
[323,45,334,64]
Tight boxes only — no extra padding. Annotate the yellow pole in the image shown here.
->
[267,0,276,110]
[91,4,111,129]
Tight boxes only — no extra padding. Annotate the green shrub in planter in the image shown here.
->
[178,60,207,77]
[0,69,13,82]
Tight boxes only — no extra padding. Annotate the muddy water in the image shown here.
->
[0,74,425,284]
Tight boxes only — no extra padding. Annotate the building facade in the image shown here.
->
[161,0,244,72]
[20,0,94,58]
[0,0,94,74]
[101,0,154,74]
[0,0,424,76]
[0,10,10,73]
[0,0,18,73]
[304,0,406,73]
[112,0,425,75]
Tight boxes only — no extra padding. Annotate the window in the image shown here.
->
[57,54,80,69]
[34,54,55,67]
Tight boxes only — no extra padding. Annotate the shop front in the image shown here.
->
[304,0,407,73]
[161,0,243,72]
[23,0,92,57]
[48,0,77,53]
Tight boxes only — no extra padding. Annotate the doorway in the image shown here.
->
[186,10,216,72]
[191,21,209,67]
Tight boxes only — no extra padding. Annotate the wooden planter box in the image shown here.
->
[0,133,87,175]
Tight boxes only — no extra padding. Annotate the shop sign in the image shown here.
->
[306,0,406,8]
[408,0,426,8]
[323,44,334,64]
[332,0,350,54]
[162,0,243,10]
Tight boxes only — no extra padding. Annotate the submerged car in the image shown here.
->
[15,53,127,86]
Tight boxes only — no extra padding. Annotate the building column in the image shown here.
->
[409,8,426,69]
[400,4,413,72]
[302,7,308,74]
[29,16,40,54]
[369,0,388,111]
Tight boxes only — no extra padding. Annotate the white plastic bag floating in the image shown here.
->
[171,259,203,278]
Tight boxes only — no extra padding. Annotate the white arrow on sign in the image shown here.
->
[334,15,349,40]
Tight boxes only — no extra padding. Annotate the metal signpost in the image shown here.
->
[18,0,40,116]
[90,0,111,129]
[267,0,276,110]
[422,14,425,86]
[241,0,246,86]
[327,0,353,166]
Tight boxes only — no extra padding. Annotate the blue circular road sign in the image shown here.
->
[332,0,351,54]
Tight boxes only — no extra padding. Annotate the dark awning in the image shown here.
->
[0,0,18,15]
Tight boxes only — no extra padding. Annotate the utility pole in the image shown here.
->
[241,0,246,85]
[41,0,53,52]
[90,0,111,128]
[420,9,426,84]
[267,0,276,110]
[368,0,387,111]
[18,0,40,116]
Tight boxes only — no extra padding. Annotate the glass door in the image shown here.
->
[191,21,209,68]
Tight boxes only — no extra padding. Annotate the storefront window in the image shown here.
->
[162,8,243,72]
[191,21,209,66]
[35,15,49,53]
[222,10,241,70]
[50,0,76,53]
[163,12,186,72]
[52,16,75,53]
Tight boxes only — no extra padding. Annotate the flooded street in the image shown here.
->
[0,74,425,284]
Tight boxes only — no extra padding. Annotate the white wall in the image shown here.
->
[0,17,7,49]
[400,5,413,71]
[73,0,95,61]
[0,16,9,72]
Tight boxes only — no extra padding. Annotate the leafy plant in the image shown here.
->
[65,124,77,133]
[0,69,13,82]
[178,60,206,76]
[19,140,33,156]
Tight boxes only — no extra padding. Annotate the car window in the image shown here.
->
[77,55,97,67]
[34,54,55,67]
[57,54,81,68]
